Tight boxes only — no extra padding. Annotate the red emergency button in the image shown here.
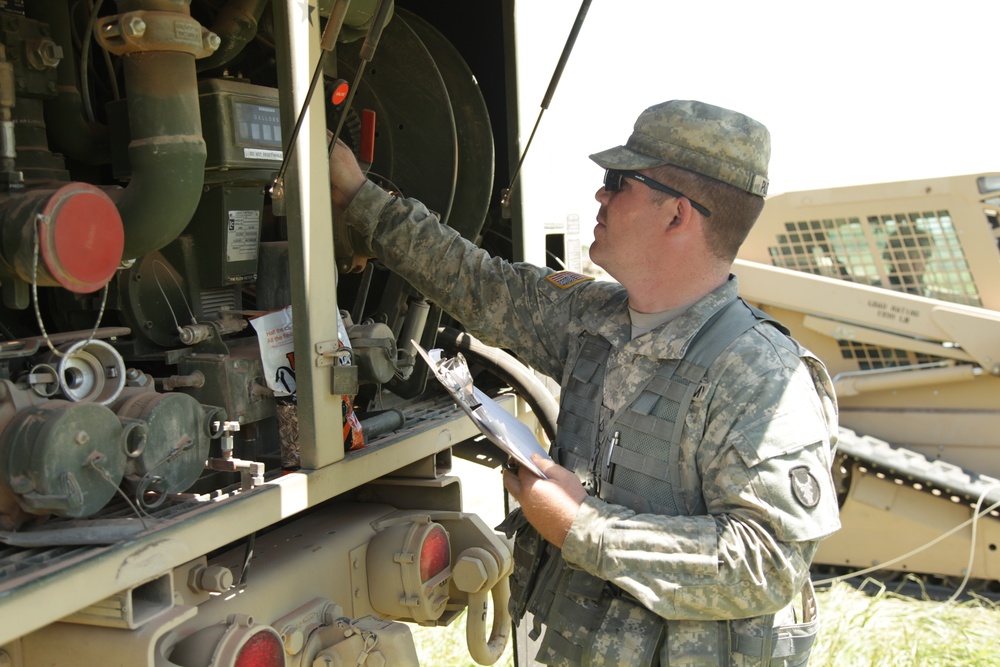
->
[330,79,349,106]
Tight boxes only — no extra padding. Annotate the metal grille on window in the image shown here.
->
[767,211,981,307]
[837,340,944,371]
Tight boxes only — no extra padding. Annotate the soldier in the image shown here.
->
[329,100,841,666]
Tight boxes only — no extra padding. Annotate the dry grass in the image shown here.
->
[810,579,1000,667]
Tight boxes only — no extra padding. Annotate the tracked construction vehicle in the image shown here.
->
[0,1,549,665]
[736,174,1000,592]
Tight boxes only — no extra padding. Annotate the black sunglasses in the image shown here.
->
[603,169,712,218]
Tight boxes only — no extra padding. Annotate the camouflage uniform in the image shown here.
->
[337,100,841,665]
[342,180,839,665]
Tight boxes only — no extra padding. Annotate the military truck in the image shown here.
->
[0,1,552,664]
[736,174,1000,594]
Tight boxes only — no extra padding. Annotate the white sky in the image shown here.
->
[513,1,1000,250]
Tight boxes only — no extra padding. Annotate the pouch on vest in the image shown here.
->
[583,595,665,667]
[498,507,546,625]
[730,580,819,667]
[533,564,666,667]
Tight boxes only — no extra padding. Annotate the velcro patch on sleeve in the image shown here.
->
[545,271,593,290]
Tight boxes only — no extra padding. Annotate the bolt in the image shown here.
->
[453,555,489,593]
[27,38,63,70]
[282,629,304,655]
[125,17,147,38]
[206,32,221,52]
[191,564,233,593]
[75,430,90,445]
[321,602,340,625]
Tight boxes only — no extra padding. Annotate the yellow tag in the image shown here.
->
[545,271,593,289]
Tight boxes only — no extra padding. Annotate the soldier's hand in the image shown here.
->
[328,138,367,212]
[328,138,375,273]
[503,454,587,549]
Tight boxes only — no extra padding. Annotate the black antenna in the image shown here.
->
[501,0,593,219]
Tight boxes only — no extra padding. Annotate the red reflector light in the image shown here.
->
[420,524,450,582]
[234,629,285,667]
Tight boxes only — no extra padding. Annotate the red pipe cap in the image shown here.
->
[40,183,124,293]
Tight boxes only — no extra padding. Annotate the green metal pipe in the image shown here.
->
[115,49,207,258]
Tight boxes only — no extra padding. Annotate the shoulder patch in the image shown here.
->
[545,271,593,290]
[790,466,821,508]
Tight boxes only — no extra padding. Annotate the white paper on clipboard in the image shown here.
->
[414,341,550,478]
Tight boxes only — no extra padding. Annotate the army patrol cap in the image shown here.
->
[590,100,770,197]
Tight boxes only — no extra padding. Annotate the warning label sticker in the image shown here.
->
[244,147,283,161]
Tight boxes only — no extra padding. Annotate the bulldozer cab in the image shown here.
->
[735,173,1000,589]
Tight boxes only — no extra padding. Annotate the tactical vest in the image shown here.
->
[502,298,820,667]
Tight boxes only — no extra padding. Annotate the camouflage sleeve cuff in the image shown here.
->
[561,495,620,571]
[344,179,396,243]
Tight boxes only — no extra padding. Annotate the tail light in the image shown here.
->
[232,626,285,667]
[367,515,452,623]
[168,614,285,667]
[420,523,450,582]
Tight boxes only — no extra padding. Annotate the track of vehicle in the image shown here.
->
[815,428,1000,599]
[835,429,1000,511]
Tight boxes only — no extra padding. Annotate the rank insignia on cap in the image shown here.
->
[790,466,821,508]
[545,271,593,289]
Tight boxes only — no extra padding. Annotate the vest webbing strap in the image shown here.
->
[731,631,817,659]
[599,297,780,515]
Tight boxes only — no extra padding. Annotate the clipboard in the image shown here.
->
[414,341,550,478]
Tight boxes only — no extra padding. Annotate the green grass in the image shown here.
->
[410,580,1000,666]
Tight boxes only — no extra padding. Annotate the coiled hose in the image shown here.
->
[435,326,558,445]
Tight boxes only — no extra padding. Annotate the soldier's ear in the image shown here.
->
[662,196,694,232]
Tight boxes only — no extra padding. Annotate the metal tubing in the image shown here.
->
[114,48,207,258]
